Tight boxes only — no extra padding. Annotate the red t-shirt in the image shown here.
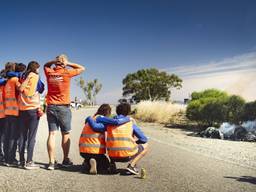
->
[44,66,81,105]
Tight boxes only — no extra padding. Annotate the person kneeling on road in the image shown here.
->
[86,103,148,175]
[80,104,130,174]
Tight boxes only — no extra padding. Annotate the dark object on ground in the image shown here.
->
[243,132,256,142]
[200,127,221,139]
[233,126,247,141]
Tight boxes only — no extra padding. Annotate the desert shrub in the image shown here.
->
[134,100,185,124]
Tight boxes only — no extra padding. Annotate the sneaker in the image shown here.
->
[47,161,57,170]
[25,161,40,170]
[19,161,26,169]
[89,158,97,175]
[108,162,118,174]
[8,159,19,167]
[126,164,139,175]
[82,160,89,173]
[62,158,73,168]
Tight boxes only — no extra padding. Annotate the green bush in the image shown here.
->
[225,95,245,124]
[241,101,256,121]
[186,89,246,126]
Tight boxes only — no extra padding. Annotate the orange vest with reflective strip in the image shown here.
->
[4,77,19,116]
[79,116,106,154]
[106,121,138,158]
[18,72,40,111]
[0,85,5,118]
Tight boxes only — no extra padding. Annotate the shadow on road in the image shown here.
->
[224,176,256,185]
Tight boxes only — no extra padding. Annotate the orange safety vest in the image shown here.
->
[18,72,40,111]
[79,116,106,154]
[4,77,19,116]
[0,85,5,118]
[106,121,138,158]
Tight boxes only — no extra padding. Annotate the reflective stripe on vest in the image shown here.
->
[5,106,19,111]
[79,115,106,154]
[106,121,138,158]
[79,143,105,148]
[107,137,134,142]
[5,98,16,101]
[107,146,138,151]
[80,133,104,139]
[18,92,40,110]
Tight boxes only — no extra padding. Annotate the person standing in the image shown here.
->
[3,62,20,166]
[44,54,85,170]
[0,71,6,163]
[18,61,43,169]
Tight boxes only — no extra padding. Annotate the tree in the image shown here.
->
[241,101,256,121]
[186,89,247,126]
[225,95,245,124]
[77,77,102,105]
[186,89,229,126]
[122,68,182,103]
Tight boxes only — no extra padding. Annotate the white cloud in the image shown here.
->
[168,52,256,101]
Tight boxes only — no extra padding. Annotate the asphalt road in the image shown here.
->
[0,108,255,192]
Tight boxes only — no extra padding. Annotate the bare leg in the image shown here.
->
[61,132,70,161]
[47,131,56,163]
[130,143,148,167]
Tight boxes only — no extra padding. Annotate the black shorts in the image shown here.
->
[110,144,144,162]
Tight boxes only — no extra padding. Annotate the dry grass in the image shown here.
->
[134,100,186,124]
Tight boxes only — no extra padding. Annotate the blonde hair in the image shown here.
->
[56,54,68,60]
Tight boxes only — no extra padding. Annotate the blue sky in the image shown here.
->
[0,0,255,103]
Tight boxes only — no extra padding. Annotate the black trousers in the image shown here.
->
[4,116,18,163]
[18,109,39,162]
[0,118,5,159]
[80,153,110,171]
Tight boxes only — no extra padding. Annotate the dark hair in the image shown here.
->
[0,69,5,78]
[116,103,131,116]
[15,63,26,72]
[95,104,111,117]
[24,61,40,78]
[4,62,16,78]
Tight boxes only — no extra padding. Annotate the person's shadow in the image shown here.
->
[224,176,256,185]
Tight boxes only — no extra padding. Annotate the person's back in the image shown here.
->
[44,54,85,170]
[4,75,19,116]
[106,121,138,158]
[45,66,74,105]
[87,103,148,175]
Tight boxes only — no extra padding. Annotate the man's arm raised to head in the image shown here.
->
[44,60,57,68]
[67,63,85,70]
[66,63,85,75]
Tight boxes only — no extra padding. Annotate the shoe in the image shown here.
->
[47,162,55,170]
[8,159,19,167]
[3,162,10,167]
[108,162,118,174]
[82,160,89,173]
[47,162,56,170]
[126,164,139,175]
[89,158,97,175]
[25,161,40,170]
[62,158,73,168]
[19,161,26,169]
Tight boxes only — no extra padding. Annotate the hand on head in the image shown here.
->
[56,54,68,66]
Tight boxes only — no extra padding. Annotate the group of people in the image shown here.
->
[80,102,148,175]
[0,54,148,175]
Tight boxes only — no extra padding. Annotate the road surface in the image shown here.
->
[0,108,255,192]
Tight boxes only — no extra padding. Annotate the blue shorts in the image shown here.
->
[46,105,72,133]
